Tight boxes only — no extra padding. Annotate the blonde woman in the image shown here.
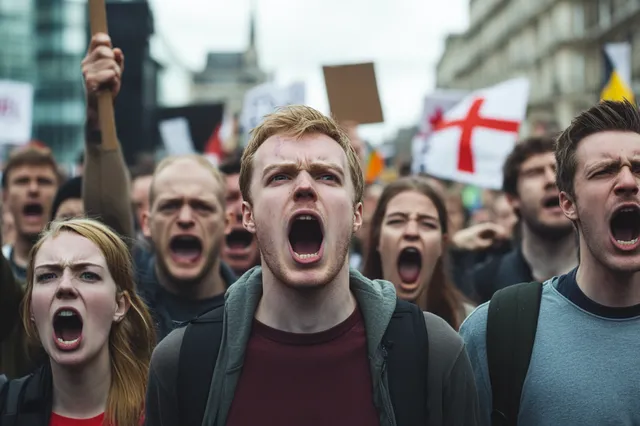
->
[0,218,155,425]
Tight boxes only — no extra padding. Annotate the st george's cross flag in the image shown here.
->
[421,77,530,189]
[411,90,466,175]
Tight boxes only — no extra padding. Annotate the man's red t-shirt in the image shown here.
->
[226,308,381,425]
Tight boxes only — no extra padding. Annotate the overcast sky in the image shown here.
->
[149,0,469,143]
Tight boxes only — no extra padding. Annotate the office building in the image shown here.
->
[436,0,640,127]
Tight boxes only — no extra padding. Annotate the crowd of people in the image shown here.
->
[0,33,639,426]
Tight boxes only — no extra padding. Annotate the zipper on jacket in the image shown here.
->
[379,344,397,426]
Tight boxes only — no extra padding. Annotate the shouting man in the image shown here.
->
[2,147,60,281]
[145,105,479,426]
[461,100,640,425]
[219,156,260,276]
[81,33,236,341]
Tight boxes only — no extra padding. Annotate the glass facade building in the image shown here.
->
[0,0,158,165]
[0,0,86,164]
[33,0,87,163]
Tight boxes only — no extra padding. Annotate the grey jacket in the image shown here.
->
[145,267,479,426]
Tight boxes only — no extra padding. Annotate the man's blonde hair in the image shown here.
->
[239,105,365,205]
[149,154,226,208]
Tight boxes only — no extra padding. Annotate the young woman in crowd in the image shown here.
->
[363,176,474,330]
[0,218,155,425]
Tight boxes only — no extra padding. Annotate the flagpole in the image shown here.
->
[88,0,119,151]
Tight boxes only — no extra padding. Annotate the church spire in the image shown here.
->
[248,0,256,50]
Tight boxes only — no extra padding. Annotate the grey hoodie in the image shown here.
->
[145,267,479,426]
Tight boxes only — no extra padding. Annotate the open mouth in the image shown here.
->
[23,203,43,218]
[169,235,203,263]
[397,247,422,284]
[53,308,83,351]
[225,229,253,250]
[541,195,560,209]
[610,205,640,246]
[288,213,324,261]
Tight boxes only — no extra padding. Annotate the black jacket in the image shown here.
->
[0,364,53,425]
[472,246,533,303]
[135,254,237,341]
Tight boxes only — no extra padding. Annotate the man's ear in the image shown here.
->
[242,201,256,233]
[352,202,363,233]
[506,192,520,212]
[559,191,578,221]
[224,211,234,235]
[141,210,152,238]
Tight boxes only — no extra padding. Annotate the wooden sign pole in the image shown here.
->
[88,0,118,151]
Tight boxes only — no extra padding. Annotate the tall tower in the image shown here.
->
[243,0,258,69]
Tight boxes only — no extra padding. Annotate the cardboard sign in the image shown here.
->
[241,82,306,133]
[322,62,383,125]
[0,80,33,145]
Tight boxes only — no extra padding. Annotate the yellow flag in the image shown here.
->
[601,43,635,103]
[601,70,635,103]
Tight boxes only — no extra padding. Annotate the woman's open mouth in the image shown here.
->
[397,247,422,284]
[52,308,83,351]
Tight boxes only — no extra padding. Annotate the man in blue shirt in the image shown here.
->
[461,100,640,426]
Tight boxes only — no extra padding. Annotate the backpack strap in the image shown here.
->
[0,375,30,425]
[383,299,429,426]
[177,306,224,426]
[487,281,543,426]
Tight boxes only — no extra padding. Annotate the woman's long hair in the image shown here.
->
[362,176,471,330]
[22,218,156,426]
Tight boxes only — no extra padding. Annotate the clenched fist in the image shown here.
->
[451,222,509,251]
[82,33,124,128]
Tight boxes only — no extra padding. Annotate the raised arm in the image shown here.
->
[81,33,135,243]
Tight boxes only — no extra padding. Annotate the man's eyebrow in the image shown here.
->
[262,161,345,177]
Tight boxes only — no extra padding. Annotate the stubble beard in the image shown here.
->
[579,207,640,276]
[157,243,220,289]
[19,229,41,246]
[521,205,574,242]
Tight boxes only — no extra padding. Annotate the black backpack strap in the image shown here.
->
[383,299,429,426]
[177,306,224,426]
[487,281,543,426]
[0,375,30,425]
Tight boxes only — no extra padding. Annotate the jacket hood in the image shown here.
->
[224,266,397,359]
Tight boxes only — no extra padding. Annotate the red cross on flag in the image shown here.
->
[421,78,530,189]
[411,91,466,174]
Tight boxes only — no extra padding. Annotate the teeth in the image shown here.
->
[294,251,319,259]
[297,215,315,221]
[57,337,80,344]
[57,310,76,317]
[617,238,638,245]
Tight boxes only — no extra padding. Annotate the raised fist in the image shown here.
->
[81,32,124,115]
